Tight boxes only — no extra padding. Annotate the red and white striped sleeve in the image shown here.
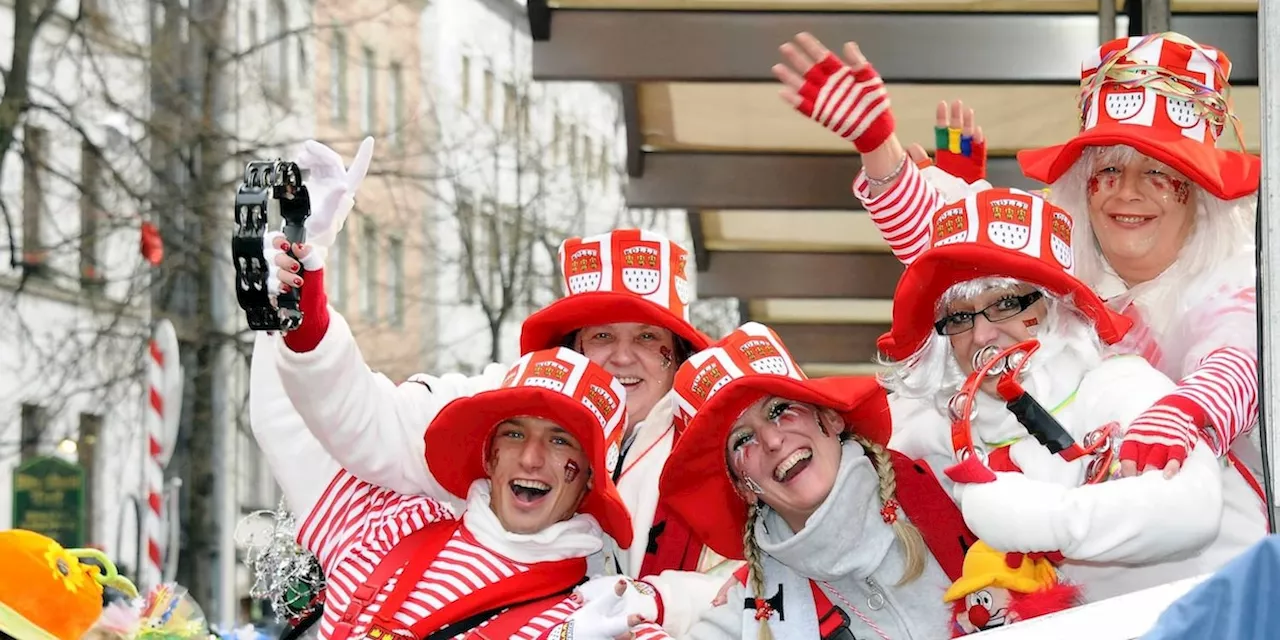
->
[1160,347,1259,456]
[296,469,455,573]
[630,622,672,639]
[852,161,943,266]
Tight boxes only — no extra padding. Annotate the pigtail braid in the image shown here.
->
[852,434,927,585]
[743,501,775,640]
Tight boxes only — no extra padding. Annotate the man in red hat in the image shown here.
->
[253,180,727,633]
[251,340,639,640]
[772,32,1260,493]
[875,187,1263,604]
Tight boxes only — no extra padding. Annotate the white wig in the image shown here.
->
[879,276,1105,411]
[1047,144,1256,289]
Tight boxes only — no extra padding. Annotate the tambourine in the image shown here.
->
[944,340,1118,485]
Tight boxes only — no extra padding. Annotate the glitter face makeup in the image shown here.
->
[564,459,580,483]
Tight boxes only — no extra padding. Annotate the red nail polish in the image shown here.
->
[291,264,299,272]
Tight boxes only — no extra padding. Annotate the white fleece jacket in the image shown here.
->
[253,310,729,633]
[888,352,1265,603]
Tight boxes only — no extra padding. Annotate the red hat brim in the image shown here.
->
[424,386,634,549]
[520,291,713,354]
[1017,123,1260,201]
[660,375,889,560]
[876,244,1133,362]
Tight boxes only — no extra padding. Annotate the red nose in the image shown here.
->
[968,605,991,628]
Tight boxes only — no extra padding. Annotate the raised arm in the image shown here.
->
[772,33,987,265]
[248,332,343,518]
[264,263,504,498]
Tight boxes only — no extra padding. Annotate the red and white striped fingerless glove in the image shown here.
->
[796,53,895,153]
[1120,347,1259,470]
[1120,401,1201,472]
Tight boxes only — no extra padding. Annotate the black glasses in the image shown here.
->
[934,291,1044,336]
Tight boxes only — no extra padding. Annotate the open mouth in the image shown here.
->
[510,479,552,505]
[616,376,643,390]
[773,449,813,483]
[1108,213,1156,228]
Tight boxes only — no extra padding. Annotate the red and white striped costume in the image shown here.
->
[297,471,591,640]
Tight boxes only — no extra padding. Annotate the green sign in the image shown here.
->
[12,456,86,548]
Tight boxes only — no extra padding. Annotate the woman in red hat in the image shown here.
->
[876,187,1263,605]
[772,32,1260,491]
[586,322,976,640]
[255,209,725,632]
[250,339,639,640]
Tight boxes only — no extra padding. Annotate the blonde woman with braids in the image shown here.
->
[876,187,1263,607]
[608,323,976,640]
[774,31,1261,493]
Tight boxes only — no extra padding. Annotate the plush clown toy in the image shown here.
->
[944,541,1082,637]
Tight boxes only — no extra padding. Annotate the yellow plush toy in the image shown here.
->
[944,541,1081,637]
[0,529,137,640]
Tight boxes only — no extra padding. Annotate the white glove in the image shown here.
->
[293,136,375,261]
[573,575,661,625]
[263,232,323,295]
[959,472,1069,555]
[545,579,635,640]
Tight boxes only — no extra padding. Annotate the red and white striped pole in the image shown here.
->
[142,319,181,589]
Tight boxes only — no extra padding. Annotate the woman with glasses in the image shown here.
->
[877,187,1262,604]
[772,31,1260,489]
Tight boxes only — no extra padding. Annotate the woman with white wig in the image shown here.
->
[771,31,1261,490]
[875,186,1264,604]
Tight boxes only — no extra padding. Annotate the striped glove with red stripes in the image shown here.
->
[796,53,895,153]
[1120,346,1258,476]
[1119,400,1202,476]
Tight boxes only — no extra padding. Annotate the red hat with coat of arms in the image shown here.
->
[1017,32,1258,200]
[658,322,891,560]
[425,347,634,548]
[520,229,713,354]
[877,188,1133,362]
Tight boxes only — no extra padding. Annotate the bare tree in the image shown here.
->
[422,56,625,368]
[0,0,409,612]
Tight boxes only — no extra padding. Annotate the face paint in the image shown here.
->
[659,346,674,370]
[564,459,580,483]
[1087,176,1101,197]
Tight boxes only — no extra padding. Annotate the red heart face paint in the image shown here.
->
[564,459,580,483]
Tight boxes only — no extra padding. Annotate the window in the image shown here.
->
[78,413,101,542]
[552,116,563,163]
[330,29,347,123]
[80,141,103,288]
[484,199,499,297]
[567,125,578,173]
[460,56,471,108]
[388,238,404,327]
[503,82,517,133]
[482,69,495,123]
[361,221,378,321]
[388,63,403,148]
[266,0,288,83]
[22,125,47,272]
[519,96,531,139]
[456,191,476,302]
[20,403,45,461]
[361,46,377,135]
[329,226,346,311]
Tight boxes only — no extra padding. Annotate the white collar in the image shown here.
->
[462,479,604,563]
